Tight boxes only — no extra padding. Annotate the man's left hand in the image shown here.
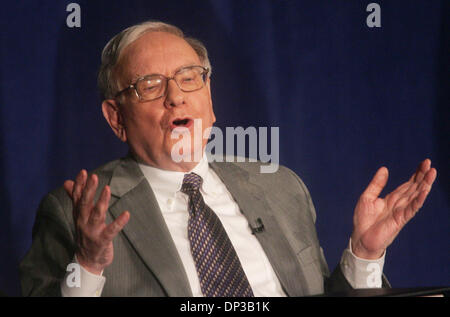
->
[350,159,437,259]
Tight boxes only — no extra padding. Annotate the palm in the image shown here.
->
[351,159,436,259]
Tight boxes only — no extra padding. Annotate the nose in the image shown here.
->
[164,79,185,108]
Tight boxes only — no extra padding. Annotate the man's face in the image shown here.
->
[107,31,216,171]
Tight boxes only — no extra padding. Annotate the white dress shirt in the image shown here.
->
[61,155,385,296]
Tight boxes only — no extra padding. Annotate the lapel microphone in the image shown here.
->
[249,218,265,234]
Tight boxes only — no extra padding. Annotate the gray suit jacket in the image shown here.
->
[20,156,363,296]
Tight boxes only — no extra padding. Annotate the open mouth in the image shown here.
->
[170,117,194,130]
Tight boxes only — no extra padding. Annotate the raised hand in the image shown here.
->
[350,159,437,259]
[63,170,130,275]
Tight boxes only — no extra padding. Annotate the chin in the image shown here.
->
[167,129,205,161]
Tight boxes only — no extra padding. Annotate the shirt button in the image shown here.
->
[167,198,174,207]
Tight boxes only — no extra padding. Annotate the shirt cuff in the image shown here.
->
[340,238,385,289]
[60,255,106,297]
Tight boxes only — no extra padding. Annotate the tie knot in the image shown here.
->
[181,172,203,194]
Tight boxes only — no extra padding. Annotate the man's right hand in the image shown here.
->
[63,170,130,275]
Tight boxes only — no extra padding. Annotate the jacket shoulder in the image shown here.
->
[218,159,310,198]
[42,158,123,217]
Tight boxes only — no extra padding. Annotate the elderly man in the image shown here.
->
[20,21,436,297]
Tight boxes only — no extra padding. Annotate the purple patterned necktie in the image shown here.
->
[181,172,254,297]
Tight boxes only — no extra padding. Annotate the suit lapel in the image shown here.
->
[107,156,192,296]
[104,156,309,296]
[210,161,308,297]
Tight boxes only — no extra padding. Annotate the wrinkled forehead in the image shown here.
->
[115,31,201,85]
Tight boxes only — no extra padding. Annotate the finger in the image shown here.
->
[64,180,79,223]
[63,180,74,199]
[72,170,88,205]
[361,167,389,201]
[385,181,412,209]
[402,181,420,200]
[403,160,432,197]
[102,211,130,241]
[412,159,431,183]
[423,167,437,186]
[404,189,429,220]
[88,185,111,226]
[387,180,411,200]
[395,184,425,215]
[393,190,425,226]
[71,171,87,223]
[399,181,427,209]
[391,166,435,224]
[411,167,436,202]
[78,174,99,224]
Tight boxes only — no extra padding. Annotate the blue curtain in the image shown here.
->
[0,0,448,296]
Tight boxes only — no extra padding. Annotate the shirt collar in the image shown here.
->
[138,153,211,196]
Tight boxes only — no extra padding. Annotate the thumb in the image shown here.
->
[63,180,75,199]
[361,167,389,201]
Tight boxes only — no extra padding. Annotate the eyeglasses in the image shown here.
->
[115,65,209,102]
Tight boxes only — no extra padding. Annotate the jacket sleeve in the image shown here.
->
[285,167,390,295]
[19,189,76,296]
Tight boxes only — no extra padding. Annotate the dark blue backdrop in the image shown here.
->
[0,0,448,296]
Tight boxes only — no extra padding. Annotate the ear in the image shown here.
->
[102,99,127,142]
[206,78,216,124]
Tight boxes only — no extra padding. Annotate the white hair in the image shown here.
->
[98,21,212,100]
